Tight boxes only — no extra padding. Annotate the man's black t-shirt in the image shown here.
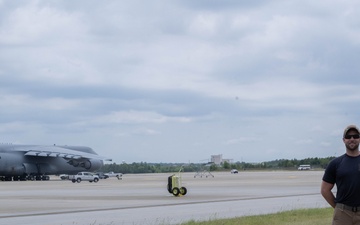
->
[323,154,360,207]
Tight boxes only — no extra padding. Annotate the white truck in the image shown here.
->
[297,165,311,170]
[70,172,99,183]
[105,171,123,180]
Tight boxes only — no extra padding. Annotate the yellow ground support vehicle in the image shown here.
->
[167,168,187,196]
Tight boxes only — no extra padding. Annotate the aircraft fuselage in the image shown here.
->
[0,144,104,181]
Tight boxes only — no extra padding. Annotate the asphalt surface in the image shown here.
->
[0,171,330,225]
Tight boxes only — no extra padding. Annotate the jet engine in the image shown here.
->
[0,152,26,176]
[68,159,103,171]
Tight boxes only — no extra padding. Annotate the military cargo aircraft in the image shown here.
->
[0,143,110,181]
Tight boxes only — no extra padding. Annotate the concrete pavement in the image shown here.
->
[0,170,330,225]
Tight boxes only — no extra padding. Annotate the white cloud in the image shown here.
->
[0,0,359,163]
[0,2,86,45]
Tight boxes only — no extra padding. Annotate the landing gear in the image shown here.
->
[0,175,50,181]
[1,176,13,181]
[12,175,27,181]
[35,175,49,180]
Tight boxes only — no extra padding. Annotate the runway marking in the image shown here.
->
[0,192,319,219]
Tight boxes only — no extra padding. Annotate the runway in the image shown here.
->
[0,171,329,225]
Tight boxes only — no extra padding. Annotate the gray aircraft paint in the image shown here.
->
[0,144,109,180]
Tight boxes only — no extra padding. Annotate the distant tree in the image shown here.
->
[99,156,336,174]
[223,161,230,169]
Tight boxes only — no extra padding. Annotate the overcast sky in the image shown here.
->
[1,0,360,164]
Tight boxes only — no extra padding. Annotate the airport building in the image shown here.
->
[211,154,233,165]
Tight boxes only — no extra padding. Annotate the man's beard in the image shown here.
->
[346,142,359,151]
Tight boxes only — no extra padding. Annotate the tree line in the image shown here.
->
[100,156,335,174]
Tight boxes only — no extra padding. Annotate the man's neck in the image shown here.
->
[346,149,360,157]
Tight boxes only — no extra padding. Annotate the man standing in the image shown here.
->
[321,125,360,224]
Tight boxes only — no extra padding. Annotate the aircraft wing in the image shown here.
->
[12,145,111,161]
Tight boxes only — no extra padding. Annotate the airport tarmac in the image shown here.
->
[0,170,329,225]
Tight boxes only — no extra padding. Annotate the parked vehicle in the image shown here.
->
[59,174,69,180]
[95,172,109,179]
[70,172,99,183]
[231,169,239,174]
[298,165,311,170]
[105,171,122,180]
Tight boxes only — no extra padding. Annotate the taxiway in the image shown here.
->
[0,171,329,225]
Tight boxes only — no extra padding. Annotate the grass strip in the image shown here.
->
[180,207,333,225]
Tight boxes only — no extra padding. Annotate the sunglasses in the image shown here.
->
[344,134,360,139]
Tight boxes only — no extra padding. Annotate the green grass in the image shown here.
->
[179,208,333,225]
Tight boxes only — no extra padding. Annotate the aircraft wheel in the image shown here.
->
[180,187,187,196]
[172,187,180,196]
[94,178,99,183]
[76,178,81,183]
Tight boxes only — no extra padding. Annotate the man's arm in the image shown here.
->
[321,180,336,208]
